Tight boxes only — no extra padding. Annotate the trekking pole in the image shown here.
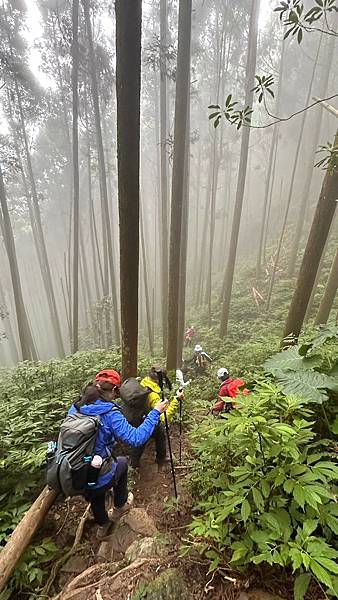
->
[156,370,178,499]
[179,388,183,464]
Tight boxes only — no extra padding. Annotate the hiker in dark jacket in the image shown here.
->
[68,369,167,540]
[191,344,213,374]
[129,367,184,468]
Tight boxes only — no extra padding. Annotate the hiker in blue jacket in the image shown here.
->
[68,369,167,540]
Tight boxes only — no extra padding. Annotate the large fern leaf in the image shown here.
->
[275,370,337,404]
[264,346,320,375]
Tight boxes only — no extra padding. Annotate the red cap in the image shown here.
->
[95,369,121,387]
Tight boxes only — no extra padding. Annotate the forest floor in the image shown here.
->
[38,402,307,600]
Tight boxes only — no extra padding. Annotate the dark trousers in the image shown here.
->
[84,456,128,524]
[130,423,167,468]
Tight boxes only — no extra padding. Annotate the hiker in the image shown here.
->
[211,367,249,415]
[193,344,212,374]
[124,367,184,468]
[62,369,167,540]
[185,325,195,347]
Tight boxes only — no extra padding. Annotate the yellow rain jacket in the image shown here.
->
[140,376,179,423]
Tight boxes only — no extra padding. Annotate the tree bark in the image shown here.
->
[220,0,260,337]
[282,129,338,343]
[177,98,190,365]
[83,0,120,345]
[315,246,338,325]
[115,0,142,378]
[71,0,80,353]
[0,486,57,592]
[166,0,192,370]
[160,0,169,355]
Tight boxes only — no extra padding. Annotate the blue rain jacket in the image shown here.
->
[68,399,160,488]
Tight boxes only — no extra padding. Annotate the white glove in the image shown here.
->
[176,389,184,401]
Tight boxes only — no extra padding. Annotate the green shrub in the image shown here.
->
[188,386,338,599]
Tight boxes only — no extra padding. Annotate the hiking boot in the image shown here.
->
[108,492,134,521]
[96,519,114,541]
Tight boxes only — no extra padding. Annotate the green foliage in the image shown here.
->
[263,329,338,406]
[274,0,338,42]
[188,384,338,598]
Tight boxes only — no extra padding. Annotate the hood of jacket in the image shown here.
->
[78,399,115,416]
[141,376,161,394]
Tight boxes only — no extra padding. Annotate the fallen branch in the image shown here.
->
[43,504,91,595]
[0,486,58,592]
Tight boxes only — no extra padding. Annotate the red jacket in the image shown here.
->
[212,378,248,414]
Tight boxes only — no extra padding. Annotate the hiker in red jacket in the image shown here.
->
[211,368,249,415]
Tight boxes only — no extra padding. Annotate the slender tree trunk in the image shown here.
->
[0,260,19,363]
[166,0,192,370]
[315,246,338,325]
[71,0,80,353]
[262,133,279,261]
[193,149,201,299]
[160,0,169,355]
[83,0,120,345]
[196,156,212,306]
[116,0,142,378]
[256,43,285,279]
[0,163,35,361]
[220,0,260,337]
[287,34,335,277]
[140,204,153,355]
[266,179,290,311]
[283,129,338,343]
[84,89,103,299]
[14,84,65,357]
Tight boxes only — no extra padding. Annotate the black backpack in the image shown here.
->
[46,407,116,497]
[119,378,150,426]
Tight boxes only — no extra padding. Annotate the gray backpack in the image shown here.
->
[119,378,150,426]
[46,411,108,497]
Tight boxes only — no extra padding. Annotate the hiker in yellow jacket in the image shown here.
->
[130,366,184,468]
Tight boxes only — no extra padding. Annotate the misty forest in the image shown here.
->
[0,0,338,598]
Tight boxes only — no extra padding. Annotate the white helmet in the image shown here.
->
[217,367,229,381]
[194,344,202,353]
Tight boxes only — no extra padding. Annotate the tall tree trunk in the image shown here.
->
[262,133,279,262]
[266,179,290,311]
[166,0,192,370]
[115,0,142,378]
[220,0,260,337]
[282,129,338,344]
[315,246,338,325]
[84,88,103,299]
[193,149,201,300]
[196,157,211,306]
[71,0,80,353]
[256,43,285,279]
[177,97,190,365]
[140,204,153,355]
[0,163,35,361]
[14,83,65,357]
[83,0,120,345]
[160,0,169,355]
[287,34,335,277]
[304,212,337,322]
